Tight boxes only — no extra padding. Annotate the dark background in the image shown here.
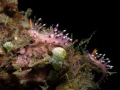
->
[18,0,119,90]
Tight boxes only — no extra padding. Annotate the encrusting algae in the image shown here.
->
[0,0,115,90]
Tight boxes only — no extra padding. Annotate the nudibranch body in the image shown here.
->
[27,18,72,45]
[86,49,113,83]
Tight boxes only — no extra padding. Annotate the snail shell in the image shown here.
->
[51,47,66,70]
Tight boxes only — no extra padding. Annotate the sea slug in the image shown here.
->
[86,49,113,83]
[27,18,72,46]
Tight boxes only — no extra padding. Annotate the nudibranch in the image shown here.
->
[86,49,113,83]
[27,18,72,45]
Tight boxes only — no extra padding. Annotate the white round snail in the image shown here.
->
[51,47,66,70]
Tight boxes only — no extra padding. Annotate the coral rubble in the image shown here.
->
[0,0,114,90]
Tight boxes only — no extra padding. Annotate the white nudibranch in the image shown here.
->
[51,47,66,70]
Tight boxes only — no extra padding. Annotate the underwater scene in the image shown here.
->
[0,0,117,90]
